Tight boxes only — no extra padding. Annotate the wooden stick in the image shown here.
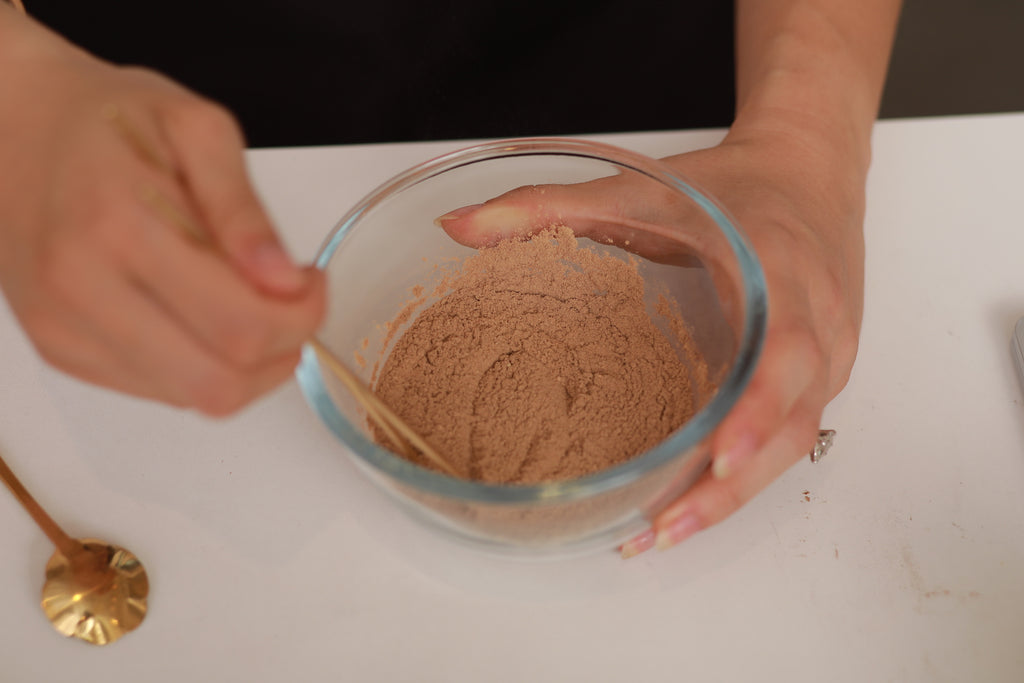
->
[106,106,459,477]
[309,340,458,476]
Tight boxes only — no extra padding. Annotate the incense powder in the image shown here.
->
[373,226,701,485]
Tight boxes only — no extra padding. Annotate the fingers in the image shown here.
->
[619,391,824,559]
[658,392,824,542]
[19,227,301,415]
[710,314,826,479]
[129,200,325,367]
[616,294,833,559]
[79,255,303,415]
[0,55,320,414]
[89,279,301,416]
[158,99,309,296]
[17,296,173,404]
[56,103,320,412]
[94,107,327,375]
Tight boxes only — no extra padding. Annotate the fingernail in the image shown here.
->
[437,204,534,245]
[434,203,483,227]
[655,512,701,551]
[246,241,305,293]
[619,528,656,559]
[712,433,758,480]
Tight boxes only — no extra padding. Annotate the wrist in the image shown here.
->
[726,75,876,183]
[730,1,900,183]
[721,89,876,219]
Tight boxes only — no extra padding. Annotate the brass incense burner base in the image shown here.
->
[42,540,149,645]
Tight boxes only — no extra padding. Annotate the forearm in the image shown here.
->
[728,0,902,176]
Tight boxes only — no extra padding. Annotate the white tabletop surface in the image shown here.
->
[1,113,1022,682]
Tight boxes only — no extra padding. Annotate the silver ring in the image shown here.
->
[809,429,836,464]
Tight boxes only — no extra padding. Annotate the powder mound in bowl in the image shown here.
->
[373,226,700,485]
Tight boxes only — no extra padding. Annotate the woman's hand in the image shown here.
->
[632,133,864,553]
[438,130,865,555]
[0,8,325,415]
[443,0,897,555]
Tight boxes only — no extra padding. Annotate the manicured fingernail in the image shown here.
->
[655,513,700,551]
[246,241,304,292]
[712,433,758,480]
[438,203,533,242]
[619,528,656,559]
[434,203,484,227]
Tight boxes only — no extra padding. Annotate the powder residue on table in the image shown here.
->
[372,226,700,485]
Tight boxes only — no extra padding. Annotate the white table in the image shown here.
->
[2,114,1022,682]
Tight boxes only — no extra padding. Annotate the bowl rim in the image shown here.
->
[296,137,767,504]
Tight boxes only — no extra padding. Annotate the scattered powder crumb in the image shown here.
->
[371,226,705,485]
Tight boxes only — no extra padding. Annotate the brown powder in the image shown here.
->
[373,226,699,485]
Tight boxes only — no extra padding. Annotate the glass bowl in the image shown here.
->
[296,138,766,557]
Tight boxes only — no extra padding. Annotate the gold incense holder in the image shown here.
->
[0,450,149,646]
[42,540,149,645]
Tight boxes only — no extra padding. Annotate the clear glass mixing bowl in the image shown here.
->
[296,138,766,557]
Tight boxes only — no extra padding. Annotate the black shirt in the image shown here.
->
[28,1,735,147]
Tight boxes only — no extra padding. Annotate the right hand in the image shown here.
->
[0,9,325,415]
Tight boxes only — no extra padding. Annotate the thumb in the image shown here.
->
[435,175,707,267]
[162,101,308,296]
[435,182,611,248]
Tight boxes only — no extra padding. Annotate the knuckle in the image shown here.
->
[300,281,328,331]
[34,239,83,303]
[215,317,276,366]
[753,224,802,265]
[119,65,169,84]
[61,196,144,269]
[815,269,846,313]
[505,184,545,202]
[791,416,825,457]
[707,483,747,523]
[497,184,552,217]
[97,213,146,264]
[19,309,66,367]
[172,98,242,145]
[824,330,859,397]
[186,365,250,416]
[774,321,825,370]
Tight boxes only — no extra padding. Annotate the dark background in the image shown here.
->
[882,0,1024,120]
[21,0,1024,145]
[26,1,737,147]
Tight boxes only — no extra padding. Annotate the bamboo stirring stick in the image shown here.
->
[104,106,459,478]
